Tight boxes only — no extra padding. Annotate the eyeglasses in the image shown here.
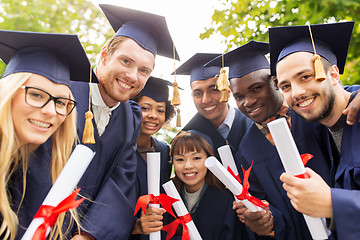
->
[21,86,77,116]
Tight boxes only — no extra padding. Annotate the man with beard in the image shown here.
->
[270,21,360,239]
[69,4,179,240]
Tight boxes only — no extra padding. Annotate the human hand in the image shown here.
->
[343,91,360,125]
[132,207,166,235]
[280,167,332,218]
[243,205,273,236]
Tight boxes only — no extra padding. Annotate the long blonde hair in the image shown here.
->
[0,72,78,239]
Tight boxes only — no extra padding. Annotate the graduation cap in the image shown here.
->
[0,30,97,144]
[205,40,270,79]
[175,53,221,84]
[140,76,172,102]
[99,4,179,60]
[0,30,96,87]
[269,21,354,76]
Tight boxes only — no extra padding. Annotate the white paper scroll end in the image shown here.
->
[205,157,260,212]
[162,180,202,240]
[267,118,330,239]
[22,144,95,240]
[147,152,161,240]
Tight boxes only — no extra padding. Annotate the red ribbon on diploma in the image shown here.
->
[162,213,192,240]
[32,188,84,240]
[228,162,267,209]
[295,154,314,179]
[134,194,179,217]
[227,166,242,184]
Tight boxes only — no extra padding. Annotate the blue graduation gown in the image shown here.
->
[330,91,360,240]
[70,82,142,239]
[183,108,252,158]
[167,186,252,240]
[237,111,333,240]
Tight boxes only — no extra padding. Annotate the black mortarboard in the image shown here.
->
[0,30,96,87]
[205,40,270,79]
[175,53,221,84]
[99,4,179,60]
[269,21,354,76]
[140,76,172,102]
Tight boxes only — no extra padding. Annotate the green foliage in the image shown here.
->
[201,0,360,85]
[154,126,180,145]
[0,0,113,71]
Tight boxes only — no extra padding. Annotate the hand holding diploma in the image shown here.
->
[205,157,267,212]
[268,118,331,240]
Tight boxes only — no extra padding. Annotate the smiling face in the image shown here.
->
[11,74,69,146]
[138,96,166,136]
[230,69,283,124]
[277,52,337,124]
[173,148,208,193]
[191,77,229,128]
[96,37,155,107]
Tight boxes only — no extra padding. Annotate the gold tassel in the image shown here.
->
[217,68,230,102]
[82,111,95,144]
[313,54,327,81]
[176,108,181,127]
[82,64,96,144]
[308,24,326,82]
[171,80,181,106]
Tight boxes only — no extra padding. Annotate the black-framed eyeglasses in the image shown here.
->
[21,86,77,116]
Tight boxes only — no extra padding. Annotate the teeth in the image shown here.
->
[144,122,156,127]
[249,107,260,113]
[185,173,196,177]
[29,119,50,128]
[204,106,216,111]
[118,80,131,90]
[299,98,314,107]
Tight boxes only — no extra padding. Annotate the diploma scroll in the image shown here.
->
[267,118,330,240]
[22,144,95,240]
[147,152,161,240]
[218,145,264,212]
[205,157,260,212]
[162,180,202,240]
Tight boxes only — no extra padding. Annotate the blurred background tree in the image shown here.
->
[200,0,360,85]
[0,0,113,77]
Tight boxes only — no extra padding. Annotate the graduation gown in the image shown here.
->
[183,108,252,158]
[167,186,251,240]
[70,82,143,239]
[330,91,360,240]
[237,111,333,240]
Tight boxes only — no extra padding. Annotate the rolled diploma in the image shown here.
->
[267,118,330,240]
[218,145,264,212]
[21,144,95,240]
[162,180,202,240]
[205,157,259,212]
[147,152,161,240]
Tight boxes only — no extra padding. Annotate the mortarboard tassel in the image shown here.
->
[308,24,327,81]
[217,67,230,102]
[176,108,181,127]
[82,65,95,144]
[171,80,181,106]
[172,43,181,127]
